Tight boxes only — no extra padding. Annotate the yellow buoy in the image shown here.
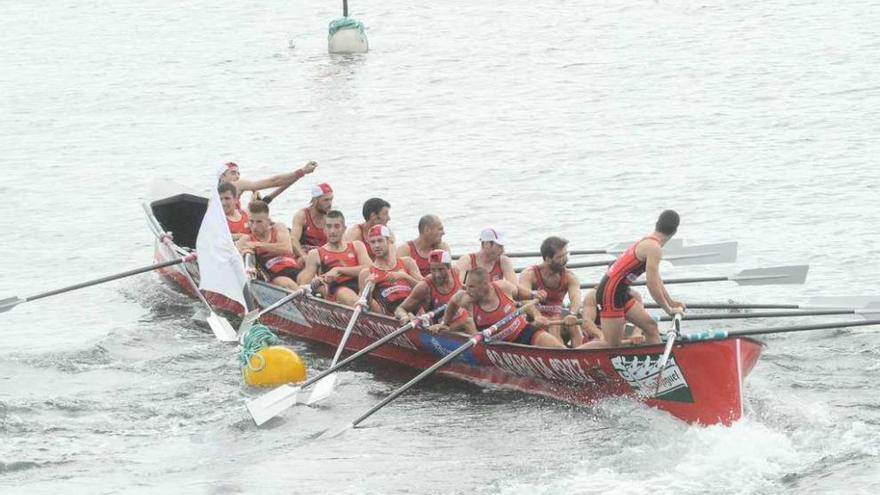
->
[243,345,307,387]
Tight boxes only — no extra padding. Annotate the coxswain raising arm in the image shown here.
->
[219,160,317,200]
[291,182,333,258]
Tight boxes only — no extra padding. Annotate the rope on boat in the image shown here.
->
[239,324,280,372]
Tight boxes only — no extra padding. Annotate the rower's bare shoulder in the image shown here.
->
[291,208,306,222]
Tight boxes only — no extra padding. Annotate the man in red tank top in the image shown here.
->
[396,214,451,277]
[234,200,301,290]
[358,224,422,314]
[219,182,250,238]
[394,250,474,334]
[219,160,317,208]
[297,210,371,306]
[444,268,566,347]
[454,227,516,284]
[344,198,395,260]
[518,236,584,347]
[291,182,333,258]
[581,210,686,349]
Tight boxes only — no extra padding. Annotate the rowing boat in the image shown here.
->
[147,192,763,426]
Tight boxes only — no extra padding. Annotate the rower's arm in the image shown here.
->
[353,241,372,266]
[251,224,295,257]
[580,290,604,341]
[500,256,517,284]
[400,258,424,284]
[296,249,321,285]
[342,225,361,244]
[396,242,412,260]
[442,292,467,327]
[394,281,429,320]
[233,162,315,192]
[566,270,583,315]
[643,242,675,314]
[290,210,308,258]
[517,266,536,292]
[453,255,471,283]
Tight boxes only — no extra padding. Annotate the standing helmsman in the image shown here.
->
[518,236,584,347]
[454,228,516,284]
[397,214,450,276]
[581,210,685,348]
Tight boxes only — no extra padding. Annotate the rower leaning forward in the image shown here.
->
[394,249,475,334]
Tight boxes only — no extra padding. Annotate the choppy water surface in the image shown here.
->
[1,0,879,493]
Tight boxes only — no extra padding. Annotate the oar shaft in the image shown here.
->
[680,319,880,341]
[658,309,858,321]
[646,303,802,310]
[329,282,374,366]
[25,256,191,303]
[352,337,479,428]
[580,276,727,289]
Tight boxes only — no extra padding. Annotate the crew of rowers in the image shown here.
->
[218,161,686,350]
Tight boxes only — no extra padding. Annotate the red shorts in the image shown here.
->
[596,274,637,318]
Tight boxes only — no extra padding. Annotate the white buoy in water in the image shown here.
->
[328,1,368,54]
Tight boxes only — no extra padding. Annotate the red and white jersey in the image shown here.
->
[226,209,250,235]
[318,242,359,285]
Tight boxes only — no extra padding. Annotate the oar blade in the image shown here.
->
[733,265,809,285]
[0,296,25,313]
[207,312,238,342]
[663,241,738,266]
[305,374,338,405]
[246,384,301,426]
[237,310,260,336]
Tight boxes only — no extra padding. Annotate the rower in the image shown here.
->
[579,288,645,346]
[394,249,474,334]
[443,267,565,347]
[397,214,450,276]
[359,224,422,314]
[219,160,317,207]
[344,197,394,259]
[518,236,584,347]
[297,210,371,306]
[219,182,250,239]
[581,210,685,348]
[454,228,516,284]
[291,182,333,258]
[234,200,301,290]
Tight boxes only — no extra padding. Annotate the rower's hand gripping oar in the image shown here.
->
[579,264,809,289]
[142,202,238,342]
[0,255,196,314]
[245,304,448,426]
[319,305,531,439]
[305,281,375,406]
[654,313,682,397]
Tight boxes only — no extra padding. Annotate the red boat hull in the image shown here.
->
[153,241,763,426]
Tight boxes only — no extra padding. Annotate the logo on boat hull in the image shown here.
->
[610,353,693,403]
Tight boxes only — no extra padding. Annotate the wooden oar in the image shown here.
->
[646,297,880,310]
[143,203,238,342]
[318,306,530,439]
[654,313,682,396]
[579,265,809,289]
[304,281,375,405]
[237,284,313,338]
[678,319,880,342]
[656,307,880,321]
[513,242,738,273]
[0,255,195,314]
[246,304,448,426]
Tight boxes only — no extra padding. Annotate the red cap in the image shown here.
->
[310,183,333,198]
[225,162,239,170]
[428,249,452,264]
[367,224,391,239]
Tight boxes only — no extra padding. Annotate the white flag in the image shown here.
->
[196,184,248,311]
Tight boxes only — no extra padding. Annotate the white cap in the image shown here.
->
[479,227,506,246]
[310,183,333,198]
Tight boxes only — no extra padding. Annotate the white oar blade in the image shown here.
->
[606,238,688,256]
[246,384,300,426]
[306,374,338,405]
[0,296,24,313]
[663,241,737,266]
[733,265,809,285]
[856,305,880,320]
[806,296,880,309]
[207,312,238,342]
[237,310,260,336]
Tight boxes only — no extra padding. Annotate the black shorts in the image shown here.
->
[595,274,635,318]
[328,278,359,296]
[512,324,543,345]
